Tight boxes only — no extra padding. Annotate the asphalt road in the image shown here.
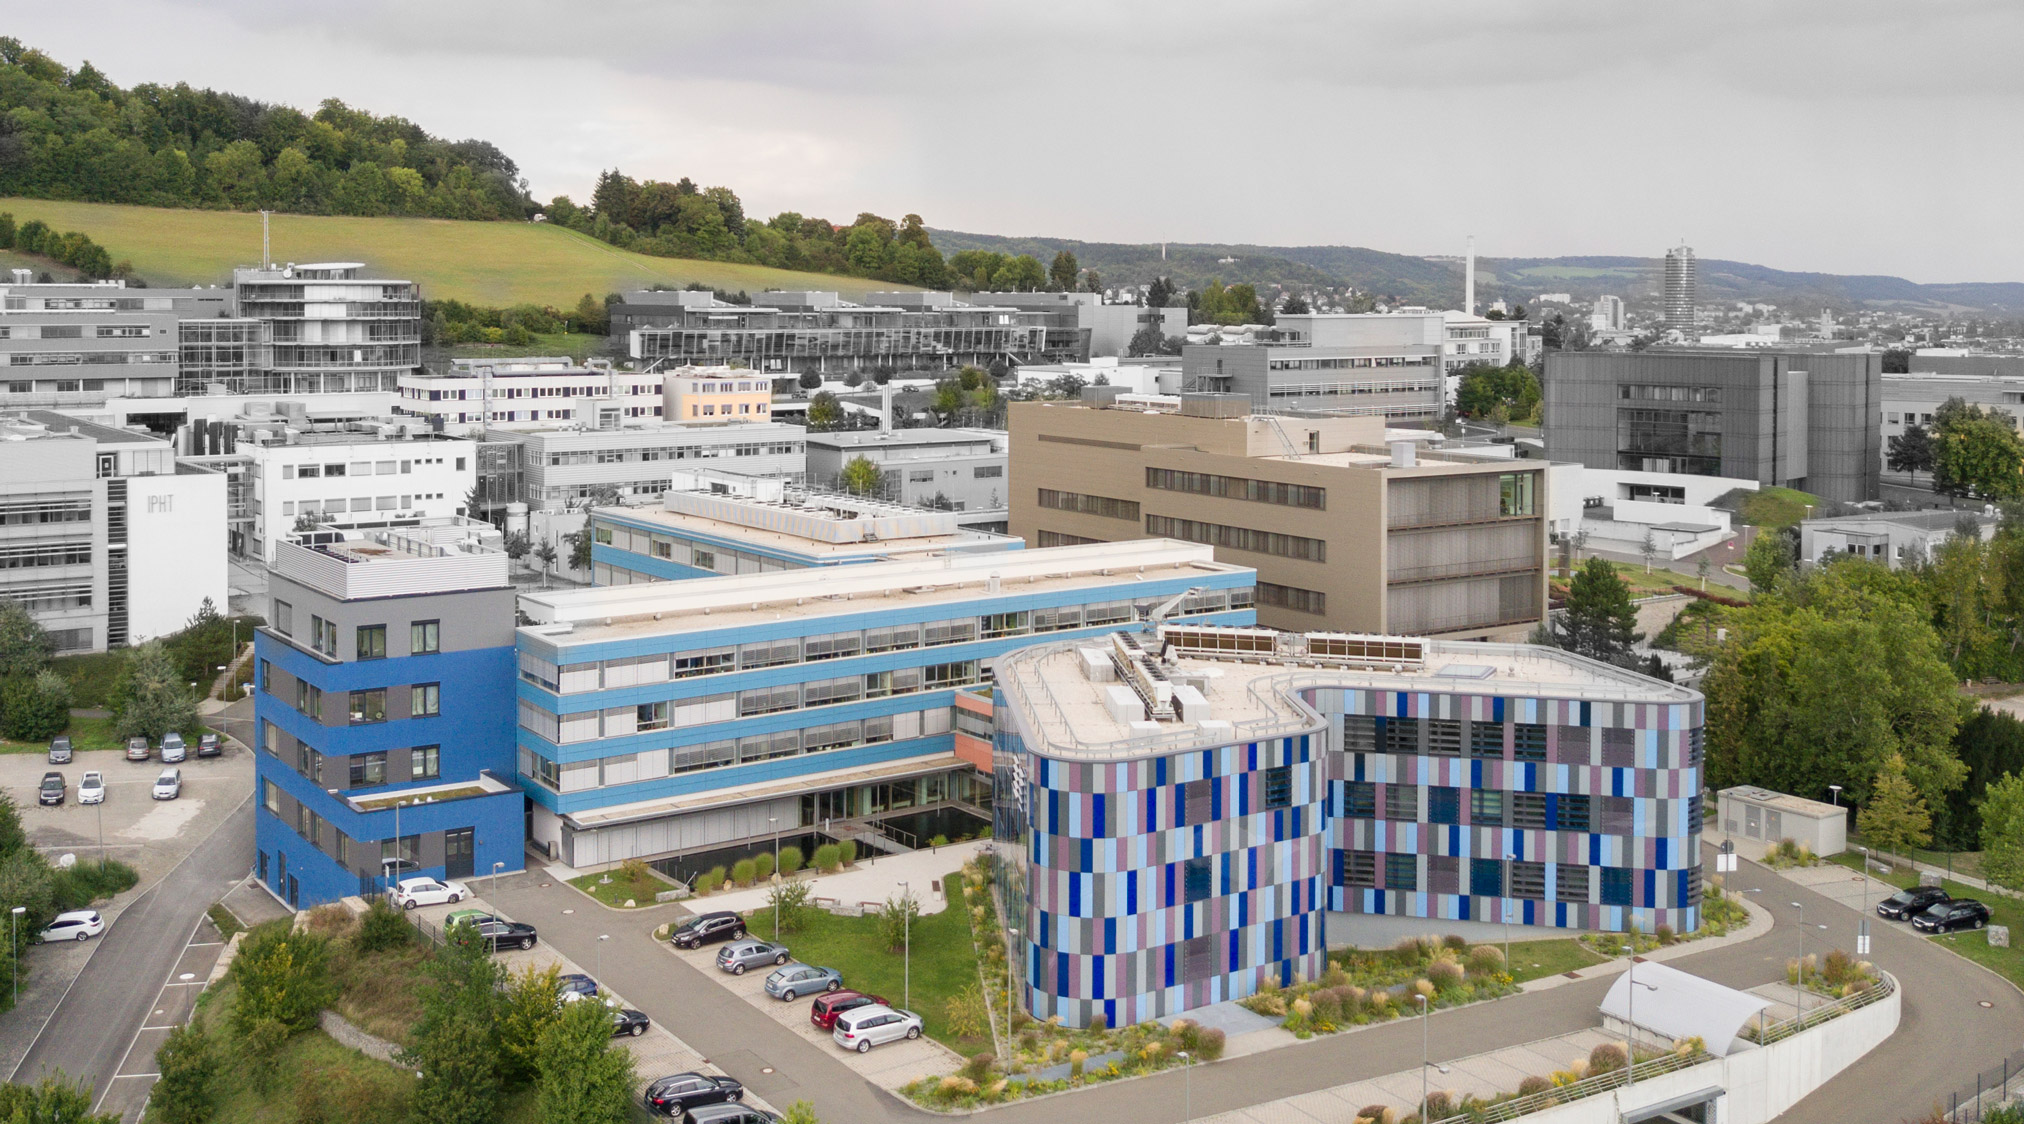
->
[497,840,2024,1124]
[10,795,253,1104]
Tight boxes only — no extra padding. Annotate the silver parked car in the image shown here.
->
[160,732,186,763]
[715,939,790,976]
[831,1004,923,1053]
[763,962,842,1001]
[152,768,181,800]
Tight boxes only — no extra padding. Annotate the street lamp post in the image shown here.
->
[1858,846,1872,959]
[597,933,609,984]
[1005,927,1020,1048]
[1502,851,1519,969]
[769,816,781,939]
[491,861,504,910]
[899,879,911,1011]
[9,906,23,1006]
[1791,901,1807,1027]
[1619,945,1658,1087]
[1416,992,1449,1117]
[1177,1050,1192,1123]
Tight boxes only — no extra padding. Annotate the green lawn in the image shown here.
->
[1827,852,2024,990]
[0,197,917,307]
[747,875,990,1054]
[1735,486,1823,528]
[568,868,673,908]
[1504,938,1608,983]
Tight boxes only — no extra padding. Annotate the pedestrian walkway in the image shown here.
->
[696,840,988,918]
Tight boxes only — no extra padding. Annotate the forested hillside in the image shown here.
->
[0,38,529,220]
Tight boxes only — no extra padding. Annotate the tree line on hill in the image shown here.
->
[0,39,529,220]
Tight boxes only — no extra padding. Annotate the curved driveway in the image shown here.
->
[492,840,2024,1124]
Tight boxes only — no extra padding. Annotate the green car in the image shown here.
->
[445,908,494,929]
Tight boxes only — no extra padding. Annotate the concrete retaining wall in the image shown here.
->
[1511,974,1899,1124]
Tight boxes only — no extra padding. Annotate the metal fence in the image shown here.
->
[1743,971,1896,1046]
[1944,1048,2024,1123]
[1426,1050,1708,1124]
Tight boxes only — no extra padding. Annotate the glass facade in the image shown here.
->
[1617,406,1723,475]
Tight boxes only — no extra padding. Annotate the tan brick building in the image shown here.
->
[1009,394,1549,637]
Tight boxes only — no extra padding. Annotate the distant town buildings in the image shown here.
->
[1543,350,1882,504]
[397,357,666,433]
[1590,295,1625,333]
[0,410,226,653]
[1009,393,1549,638]
[1663,244,1698,331]
[960,291,1186,357]
[1181,309,1525,414]
[613,290,1099,375]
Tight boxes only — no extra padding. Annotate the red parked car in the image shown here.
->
[810,990,889,1031]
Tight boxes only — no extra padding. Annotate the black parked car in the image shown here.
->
[642,1072,745,1117]
[471,917,539,951]
[196,733,222,758]
[685,1106,777,1124]
[671,910,745,950]
[559,972,599,1000]
[1913,899,1992,934]
[37,772,64,806]
[1877,885,1950,920]
[612,1008,651,1037]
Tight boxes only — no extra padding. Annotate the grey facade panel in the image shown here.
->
[1543,350,1878,503]
[270,573,515,658]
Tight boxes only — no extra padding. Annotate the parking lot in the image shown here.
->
[400,894,781,1114]
[665,937,963,1090]
[1,739,253,888]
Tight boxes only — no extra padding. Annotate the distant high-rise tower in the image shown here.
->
[1663,243,1697,331]
[1590,294,1625,332]
[1464,235,1476,314]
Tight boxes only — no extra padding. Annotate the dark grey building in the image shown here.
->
[1543,350,1881,503]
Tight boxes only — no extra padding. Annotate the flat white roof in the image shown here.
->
[517,540,1244,643]
[997,633,1698,760]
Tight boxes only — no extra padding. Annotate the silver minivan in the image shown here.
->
[160,732,187,763]
[830,1004,923,1053]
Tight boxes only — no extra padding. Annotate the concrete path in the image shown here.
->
[696,840,988,918]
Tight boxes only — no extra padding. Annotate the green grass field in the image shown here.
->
[0,197,914,308]
[1734,486,1822,528]
[1503,937,1609,983]
[747,875,989,1054]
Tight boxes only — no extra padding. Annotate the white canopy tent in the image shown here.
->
[1598,960,1772,1057]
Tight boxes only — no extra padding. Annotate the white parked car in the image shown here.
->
[391,876,469,910]
[41,910,104,942]
[77,771,105,805]
[831,1004,923,1053]
[151,768,181,800]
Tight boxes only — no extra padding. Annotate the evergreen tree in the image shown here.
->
[1552,558,1640,665]
[1048,250,1079,292]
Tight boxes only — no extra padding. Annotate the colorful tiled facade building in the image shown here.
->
[989,625,1701,1028]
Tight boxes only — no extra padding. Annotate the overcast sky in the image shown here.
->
[11,1,2020,283]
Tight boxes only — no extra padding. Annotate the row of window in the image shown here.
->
[1036,489,1140,522]
[261,777,425,871]
[1145,468,1325,510]
[273,606,440,661]
[1266,356,1435,371]
[264,722,442,787]
[1256,581,1327,616]
[1618,384,1722,404]
[545,441,803,466]
[521,590,1248,694]
[281,457,459,480]
[522,660,983,744]
[0,498,91,526]
[1337,851,1702,908]
[2,351,176,366]
[1343,715,1704,767]
[276,673,441,724]
[1145,515,1326,562]
[520,706,956,791]
[0,542,91,570]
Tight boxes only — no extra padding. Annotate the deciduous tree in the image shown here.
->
[112,640,195,743]
[1857,752,1933,864]
[535,993,637,1124]
[839,456,883,497]
[806,391,842,431]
